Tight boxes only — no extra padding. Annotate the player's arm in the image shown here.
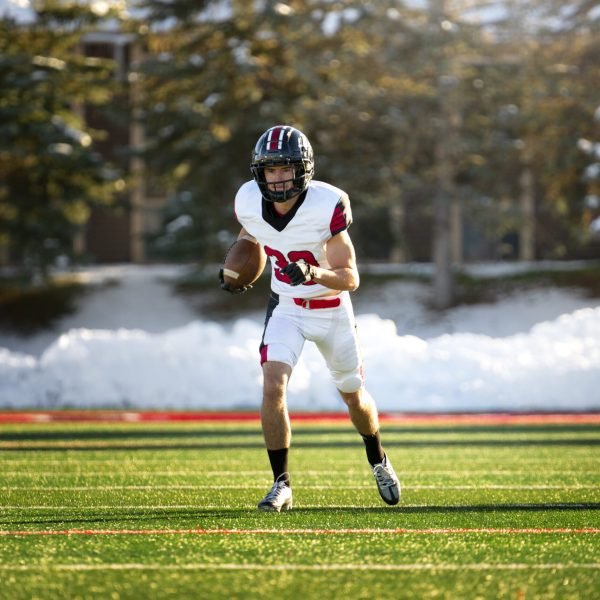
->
[282,230,360,292]
[314,230,359,291]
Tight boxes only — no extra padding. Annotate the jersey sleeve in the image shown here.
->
[234,181,253,230]
[329,194,353,236]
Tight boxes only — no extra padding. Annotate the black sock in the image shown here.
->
[267,448,290,485]
[361,431,385,466]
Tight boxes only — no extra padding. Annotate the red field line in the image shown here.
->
[1,527,599,537]
[0,411,599,425]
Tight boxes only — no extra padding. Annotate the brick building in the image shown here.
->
[78,31,167,263]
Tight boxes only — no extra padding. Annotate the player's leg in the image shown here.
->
[261,360,292,470]
[339,386,379,437]
[315,296,400,505]
[257,296,304,511]
[257,360,294,512]
[311,296,375,435]
[339,386,401,506]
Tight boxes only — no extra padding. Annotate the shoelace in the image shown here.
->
[264,481,288,502]
[373,464,396,488]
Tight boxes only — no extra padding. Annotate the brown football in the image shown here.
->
[222,237,267,289]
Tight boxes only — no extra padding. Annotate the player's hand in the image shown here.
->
[219,268,252,294]
[281,261,316,286]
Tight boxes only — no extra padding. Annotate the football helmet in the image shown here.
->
[250,125,314,202]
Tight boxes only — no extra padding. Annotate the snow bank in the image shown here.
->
[1,307,599,412]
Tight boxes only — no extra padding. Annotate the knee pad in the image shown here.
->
[334,369,364,393]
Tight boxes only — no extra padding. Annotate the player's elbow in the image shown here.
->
[347,271,360,292]
[330,267,359,291]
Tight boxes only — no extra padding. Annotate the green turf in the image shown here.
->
[0,419,599,599]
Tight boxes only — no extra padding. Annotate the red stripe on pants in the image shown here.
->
[260,344,269,365]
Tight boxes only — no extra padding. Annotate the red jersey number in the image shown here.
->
[264,246,319,286]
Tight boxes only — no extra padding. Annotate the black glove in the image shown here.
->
[219,268,252,294]
[281,261,316,286]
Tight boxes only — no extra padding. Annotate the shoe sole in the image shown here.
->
[380,493,400,506]
[257,502,293,513]
[378,485,401,505]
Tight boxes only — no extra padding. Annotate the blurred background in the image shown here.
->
[1,0,599,411]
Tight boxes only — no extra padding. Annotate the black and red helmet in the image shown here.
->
[250,125,314,202]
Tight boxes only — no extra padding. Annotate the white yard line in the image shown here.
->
[0,562,598,571]
[1,463,596,474]
[0,470,597,478]
[1,527,599,536]
[0,485,267,491]
[0,505,224,510]
[0,503,597,512]
[0,484,598,491]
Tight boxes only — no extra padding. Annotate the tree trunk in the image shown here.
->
[432,189,454,309]
[432,88,459,309]
[519,166,535,261]
[389,199,406,262]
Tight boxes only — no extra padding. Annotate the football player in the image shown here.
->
[220,125,400,511]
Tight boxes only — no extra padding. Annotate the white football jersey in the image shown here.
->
[234,179,352,298]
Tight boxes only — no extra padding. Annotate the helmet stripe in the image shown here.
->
[266,127,276,151]
[267,126,288,151]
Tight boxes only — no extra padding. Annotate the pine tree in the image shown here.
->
[134,0,600,268]
[0,4,122,281]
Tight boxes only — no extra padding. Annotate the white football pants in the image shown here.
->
[259,291,364,393]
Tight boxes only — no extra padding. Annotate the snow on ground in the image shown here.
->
[354,280,600,339]
[0,265,198,357]
[1,263,599,412]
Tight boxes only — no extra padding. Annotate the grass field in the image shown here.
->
[0,413,598,599]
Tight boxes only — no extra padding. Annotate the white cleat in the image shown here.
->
[257,473,293,512]
[372,455,401,505]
